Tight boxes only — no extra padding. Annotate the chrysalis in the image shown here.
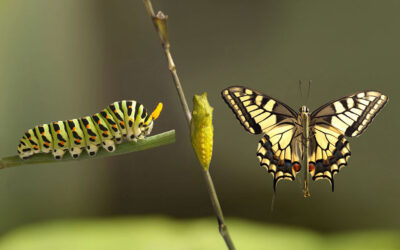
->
[190,93,214,170]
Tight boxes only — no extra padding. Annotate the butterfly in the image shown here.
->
[221,86,388,196]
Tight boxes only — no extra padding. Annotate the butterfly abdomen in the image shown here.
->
[17,100,163,160]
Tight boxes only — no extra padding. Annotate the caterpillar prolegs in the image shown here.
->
[17,101,163,160]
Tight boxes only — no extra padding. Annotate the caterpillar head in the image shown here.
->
[17,137,34,159]
[141,102,163,137]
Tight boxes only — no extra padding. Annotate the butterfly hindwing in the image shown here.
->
[221,86,298,134]
[257,122,302,190]
[309,124,351,190]
[311,91,388,137]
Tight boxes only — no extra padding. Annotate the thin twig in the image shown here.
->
[143,1,192,126]
[202,170,235,248]
[0,130,175,169]
[143,1,235,249]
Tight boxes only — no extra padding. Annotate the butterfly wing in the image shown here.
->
[309,124,350,190]
[257,123,303,190]
[310,91,388,188]
[221,86,298,134]
[311,91,388,137]
[222,86,301,189]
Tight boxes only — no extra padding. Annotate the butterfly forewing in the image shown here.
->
[221,86,298,134]
[311,91,388,137]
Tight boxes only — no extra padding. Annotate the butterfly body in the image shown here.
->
[222,86,388,194]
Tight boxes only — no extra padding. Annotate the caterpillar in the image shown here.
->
[17,101,163,160]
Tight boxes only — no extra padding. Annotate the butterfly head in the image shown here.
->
[299,106,309,114]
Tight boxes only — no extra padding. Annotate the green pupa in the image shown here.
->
[190,93,214,170]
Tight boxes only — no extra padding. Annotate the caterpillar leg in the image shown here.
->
[86,145,99,156]
[102,139,116,152]
[69,147,83,159]
[52,149,66,159]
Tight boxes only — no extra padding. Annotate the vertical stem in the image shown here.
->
[163,44,192,126]
[202,169,235,249]
[143,1,235,249]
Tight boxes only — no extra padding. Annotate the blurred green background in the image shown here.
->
[0,0,399,249]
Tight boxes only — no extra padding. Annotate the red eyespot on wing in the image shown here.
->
[292,163,301,172]
[309,163,315,172]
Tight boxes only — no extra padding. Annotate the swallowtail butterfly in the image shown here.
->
[17,101,163,160]
[222,86,387,195]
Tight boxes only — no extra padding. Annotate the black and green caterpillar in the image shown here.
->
[17,101,163,160]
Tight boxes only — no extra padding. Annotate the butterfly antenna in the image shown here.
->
[306,80,312,105]
[298,80,303,100]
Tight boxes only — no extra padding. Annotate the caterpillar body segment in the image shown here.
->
[99,109,123,144]
[50,121,70,159]
[80,116,102,157]
[66,119,87,159]
[107,101,127,139]
[37,124,54,154]
[91,113,116,153]
[17,101,163,160]
[26,128,41,154]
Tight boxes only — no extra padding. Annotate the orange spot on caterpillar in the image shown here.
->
[292,163,301,172]
[128,106,132,108]
[91,136,96,140]
[56,130,61,134]
[104,131,108,135]
[114,110,117,113]
[120,122,124,126]
[34,145,39,149]
[97,120,101,124]
[309,163,315,172]
[86,124,90,129]
[106,115,109,119]
[72,127,76,132]
[76,139,81,143]
[41,132,45,135]
[44,142,50,146]
[60,141,65,146]
[112,125,117,128]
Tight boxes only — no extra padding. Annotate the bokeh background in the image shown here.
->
[0,0,399,248]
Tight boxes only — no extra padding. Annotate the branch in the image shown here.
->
[143,1,235,249]
[143,0,192,126]
[0,130,175,169]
